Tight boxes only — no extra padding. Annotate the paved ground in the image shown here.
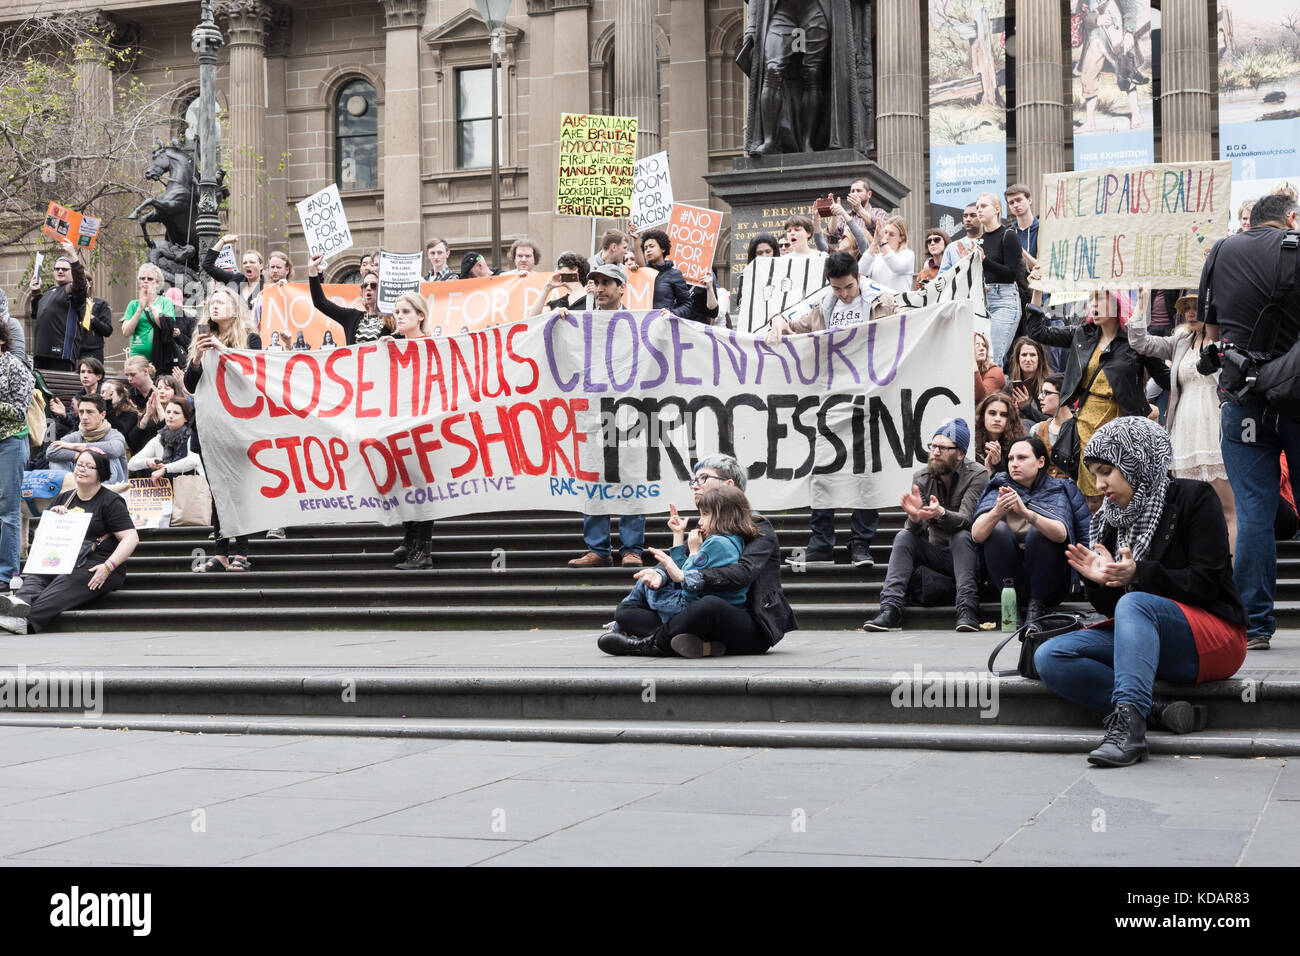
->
[0,725,1293,866]
[0,628,1295,676]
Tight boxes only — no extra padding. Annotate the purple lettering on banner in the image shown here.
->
[669,318,703,387]
[782,337,821,385]
[543,311,579,392]
[866,313,907,386]
[638,313,669,388]
[606,311,639,392]
[581,314,607,393]
[825,326,860,389]
[754,338,792,385]
[707,326,749,387]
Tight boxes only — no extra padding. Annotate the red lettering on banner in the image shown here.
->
[568,398,600,481]
[321,349,355,416]
[328,438,349,485]
[252,355,291,418]
[448,337,481,410]
[283,353,322,418]
[480,328,509,400]
[216,354,262,418]
[360,437,395,494]
[508,324,539,394]
[274,436,308,491]
[509,402,551,475]
[441,414,479,478]
[421,339,448,416]
[384,429,418,487]
[248,439,288,495]
[389,340,423,417]
[303,436,338,490]
[355,345,382,418]
[409,423,442,483]
[468,408,523,477]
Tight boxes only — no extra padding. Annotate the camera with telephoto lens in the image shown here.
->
[1215,344,1263,404]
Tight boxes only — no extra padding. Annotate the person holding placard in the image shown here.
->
[636,229,695,319]
[307,253,392,344]
[29,239,89,372]
[185,287,260,573]
[203,235,265,312]
[1,449,138,634]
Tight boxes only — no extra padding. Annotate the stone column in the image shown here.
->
[1014,0,1065,198]
[1161,0,1213,161]
[217,0,272,255]
[614,0,659,157]
[668,0,708,208]
[73,23,114,299]
[875,0,925,228]
[264,6,293,251]
[529,0,592,259]
[381,0,424,252]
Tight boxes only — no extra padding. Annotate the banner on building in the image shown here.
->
[195,302,975,536]
[127,477,174,529]
[1034,160,1231,291]
[1218,0,1300,225]
[928,0,1008,233]
[261,270,661,347]
[42,202,100,250]
[377,250,422,313]
[666,204,722,286]
[630,151,674,231]
[555,112,638,217]
[297,184,353,263]
[1070,0,1156,170]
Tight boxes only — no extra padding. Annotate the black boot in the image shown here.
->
[597,630,668,657]
[392,526,415,560]
[1026,600,1047,626]
[396,535,433,570]
[1148,695,1208,734]
[1087,703,1148,767]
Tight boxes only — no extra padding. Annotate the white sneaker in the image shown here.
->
[0,616,28,635]
[266,527,286,539]
[0,594,29,619]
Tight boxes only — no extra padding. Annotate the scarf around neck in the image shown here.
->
[1085,416,1172,562]
[80,419,110,443]
[158,422,193,463]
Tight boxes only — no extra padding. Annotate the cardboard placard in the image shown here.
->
[127,477,174,529]
[377,250,422,314]
[23,511,92,576]
[296,184,354,263]
[630,151,674,231]
[42,202,99,250]
[555,112,638,218]
[666,204,722,286]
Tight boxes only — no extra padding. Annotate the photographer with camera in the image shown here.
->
[1198,192,1300,650]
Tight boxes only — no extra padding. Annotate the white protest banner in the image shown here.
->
[666,204,722,287]
[737,256,828,332]
[194,302,975,536]
[214,244,237,272]
[630,151,674,231]
[1034,160,1232,292]
[377,249,422,313]
[23,511,92,576]
[296,183,353,263]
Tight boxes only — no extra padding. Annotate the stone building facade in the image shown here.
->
[1,0,1222,363]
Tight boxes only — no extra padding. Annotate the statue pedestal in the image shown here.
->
[705,152,909,284]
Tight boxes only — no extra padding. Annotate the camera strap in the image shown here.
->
[1245,229,1300,356]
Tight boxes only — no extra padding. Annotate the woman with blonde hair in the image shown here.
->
[974,331,1005,402]
[387,291,437,569]
[184,287,259,573]
[972,191,1027,367]
[859,214,915,292]
[122,261,180,375]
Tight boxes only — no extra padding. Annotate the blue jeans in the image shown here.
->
[1220,395,1300,637]
[808,508,878,555]
[1034,592,1201,716]
[985,283,1022,368]
[0,435,24,583]
[583,514,645,557]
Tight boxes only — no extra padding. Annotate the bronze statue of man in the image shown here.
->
[737,0,874,156]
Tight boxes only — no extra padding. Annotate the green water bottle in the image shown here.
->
[1000,579,1018,633]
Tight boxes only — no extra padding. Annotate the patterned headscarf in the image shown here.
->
[1084,416,1172,562]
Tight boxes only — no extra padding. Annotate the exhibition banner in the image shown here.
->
[196,302,976,535]
[1034,160,1231,291]
[1070,0,1156,170]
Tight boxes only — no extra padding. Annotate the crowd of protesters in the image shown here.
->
[4,175,1297,773]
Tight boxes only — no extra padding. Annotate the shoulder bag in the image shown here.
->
[987,611,1088,680]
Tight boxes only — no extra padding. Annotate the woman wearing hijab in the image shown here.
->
[1035,417,1248,768]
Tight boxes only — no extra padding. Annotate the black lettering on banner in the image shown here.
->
[790,395,820,479]
[870,388,920,472]
[766,394,800,481]
[911,386,963,463]
[852,394,867,474]
[813,396,850,475]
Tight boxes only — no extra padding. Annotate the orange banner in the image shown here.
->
[260,269,659,348]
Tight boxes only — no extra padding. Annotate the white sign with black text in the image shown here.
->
[296,183,354,263]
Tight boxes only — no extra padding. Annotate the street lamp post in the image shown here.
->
[476,0,511,272]
[191,0,224,263]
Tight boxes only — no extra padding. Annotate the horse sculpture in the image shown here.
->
[128,137,229,285]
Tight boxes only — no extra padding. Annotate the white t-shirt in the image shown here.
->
[827,295,868,329]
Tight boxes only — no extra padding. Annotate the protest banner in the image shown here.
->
[666,204,722,286]
[194,300,975,536]
[42,202,100,250]
[377,249,422,313]
[23,511,92,576]
[630,151,674,231]
[297,184,353,262]
[127,477,174,529]
[260,269,659,346]
[1033,160,1231,292]
[556,112,638,217]
[737,256,829,332]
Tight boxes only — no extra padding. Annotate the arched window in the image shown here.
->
[336,79,378,191]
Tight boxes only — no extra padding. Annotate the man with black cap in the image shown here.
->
[565,262,644,567]
[459,251,497,280]
[863,417,989,633]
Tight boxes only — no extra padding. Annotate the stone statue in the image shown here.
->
[736,0,875,156]
[127,137,229,289]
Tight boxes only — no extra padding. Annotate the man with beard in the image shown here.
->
[863,418,989,633]
[941,204,983,270]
